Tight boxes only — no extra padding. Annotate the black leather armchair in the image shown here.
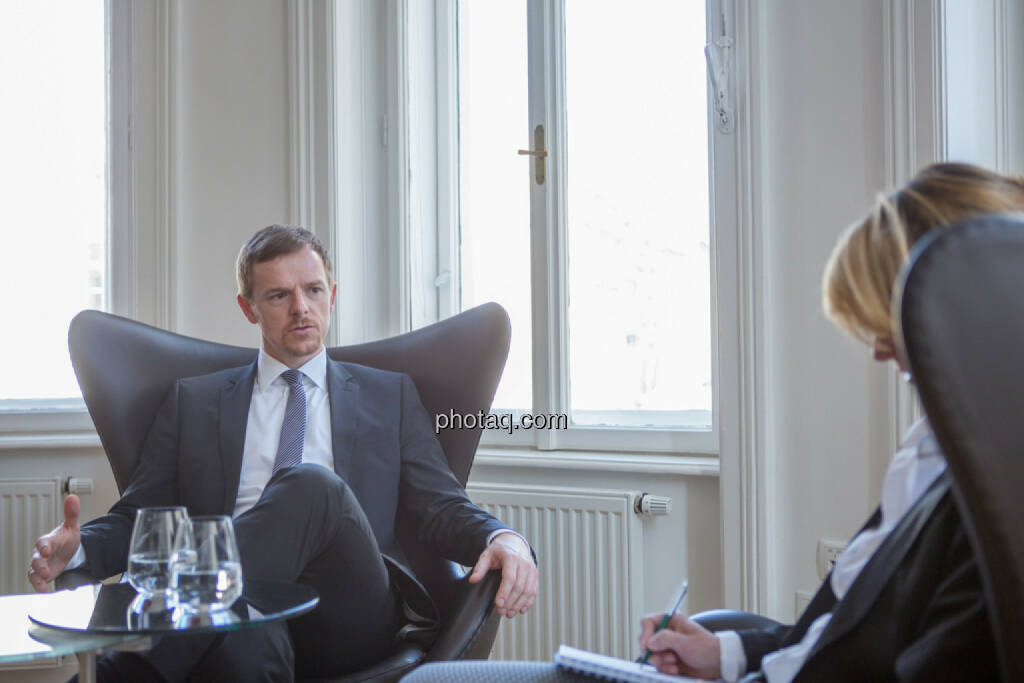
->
[896,212,1024,682]
[57,302,513,682]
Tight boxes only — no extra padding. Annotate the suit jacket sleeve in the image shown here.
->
[891,498,997,682]
[734,564,838,674]
[396,374,509,566]
[78,383,182,579]
[736,623,791,674]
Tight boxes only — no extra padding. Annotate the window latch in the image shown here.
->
[517,124,547,184]
[704,37,734,134]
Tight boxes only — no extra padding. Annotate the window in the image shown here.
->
[0,1,108,409]
[445,0,714,452]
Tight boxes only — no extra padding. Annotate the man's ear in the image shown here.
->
[329,283,337,311]
[237,294,260,324]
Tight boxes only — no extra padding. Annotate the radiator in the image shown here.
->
[467,483,644,661]
[0,478,61,596]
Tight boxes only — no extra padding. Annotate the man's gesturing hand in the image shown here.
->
[638,611,721,679]
[28,494,82,593]
[468,532,538,618]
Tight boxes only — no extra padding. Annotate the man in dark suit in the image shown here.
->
[28,225,539,682]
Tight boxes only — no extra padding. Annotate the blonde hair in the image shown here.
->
[823,163,1024,343]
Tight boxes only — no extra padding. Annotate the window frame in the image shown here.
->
[427,0,722,455]
[0,0,132,445]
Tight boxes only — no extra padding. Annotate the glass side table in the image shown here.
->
[0,590,146,683]
[8,580,318,683]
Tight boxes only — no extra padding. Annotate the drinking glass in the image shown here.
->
[126,506,191,601]
[171,515,244,613]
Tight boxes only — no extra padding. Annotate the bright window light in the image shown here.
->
[0,1,107,403]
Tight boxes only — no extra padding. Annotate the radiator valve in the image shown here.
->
[635,493,672,517]
[64,477,94,495]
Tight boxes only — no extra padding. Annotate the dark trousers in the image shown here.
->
[143,464,400,682]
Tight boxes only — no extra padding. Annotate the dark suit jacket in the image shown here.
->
[738,471,996,682]
[79,359,508,589]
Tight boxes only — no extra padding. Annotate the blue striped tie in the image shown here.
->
[272,369,306,474]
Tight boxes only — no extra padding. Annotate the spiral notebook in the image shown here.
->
[554,645,703,682]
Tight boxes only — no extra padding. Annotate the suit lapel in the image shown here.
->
[219,363,258,514]
[327,359,358,483]
[802,472,952,663]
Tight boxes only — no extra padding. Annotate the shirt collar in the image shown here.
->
[256,346,328,392]
[900,416,943,460]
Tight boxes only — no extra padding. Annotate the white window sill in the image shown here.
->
[0,408,101,450]
[474,446,720,477]
[479,425,717,454]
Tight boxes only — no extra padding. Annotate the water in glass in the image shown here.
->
[126,507,190,598]
[171,515,243,612]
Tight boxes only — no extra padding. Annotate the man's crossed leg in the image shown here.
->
[91,464,398,683]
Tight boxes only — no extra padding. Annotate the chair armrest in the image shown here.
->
[691,609,783,633]
[303,571,502,683]
[309,643,425,683]
[424,569,502,662]
[54,567,100,591]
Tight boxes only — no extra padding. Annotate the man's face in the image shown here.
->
[237,247,337,369]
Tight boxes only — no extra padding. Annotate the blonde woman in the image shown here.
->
[638,162,1023,682]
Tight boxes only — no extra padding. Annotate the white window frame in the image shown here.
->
[0,0,138,448]
[419,0,722,455]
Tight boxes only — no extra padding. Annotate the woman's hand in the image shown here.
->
[638,612,722,679]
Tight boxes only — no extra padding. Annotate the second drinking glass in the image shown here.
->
[170,515,244,613]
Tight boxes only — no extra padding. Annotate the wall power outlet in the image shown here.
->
[795,590,814,618]
[816,538,846,580]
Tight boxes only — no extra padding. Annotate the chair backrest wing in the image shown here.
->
[328,302,510,486]
[69,311,256,492]
[897,213,1024,682]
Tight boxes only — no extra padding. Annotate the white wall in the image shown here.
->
[173,0,293,345]
[756,1,894,620]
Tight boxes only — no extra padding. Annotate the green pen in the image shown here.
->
[637,579,689,665]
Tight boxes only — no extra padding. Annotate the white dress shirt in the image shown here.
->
[717,417,947,682]
[233,347,334,517]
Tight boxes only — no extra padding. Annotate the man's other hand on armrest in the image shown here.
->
[28,494,82,592]
[468,531,539,619]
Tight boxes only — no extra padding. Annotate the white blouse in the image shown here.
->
[718,417,946,682]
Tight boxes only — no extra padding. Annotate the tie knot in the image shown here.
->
[280,369,303,389]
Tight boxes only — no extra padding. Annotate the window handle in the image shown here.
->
[517,124,547,184]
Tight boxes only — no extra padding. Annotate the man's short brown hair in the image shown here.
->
[236,225,334,300]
